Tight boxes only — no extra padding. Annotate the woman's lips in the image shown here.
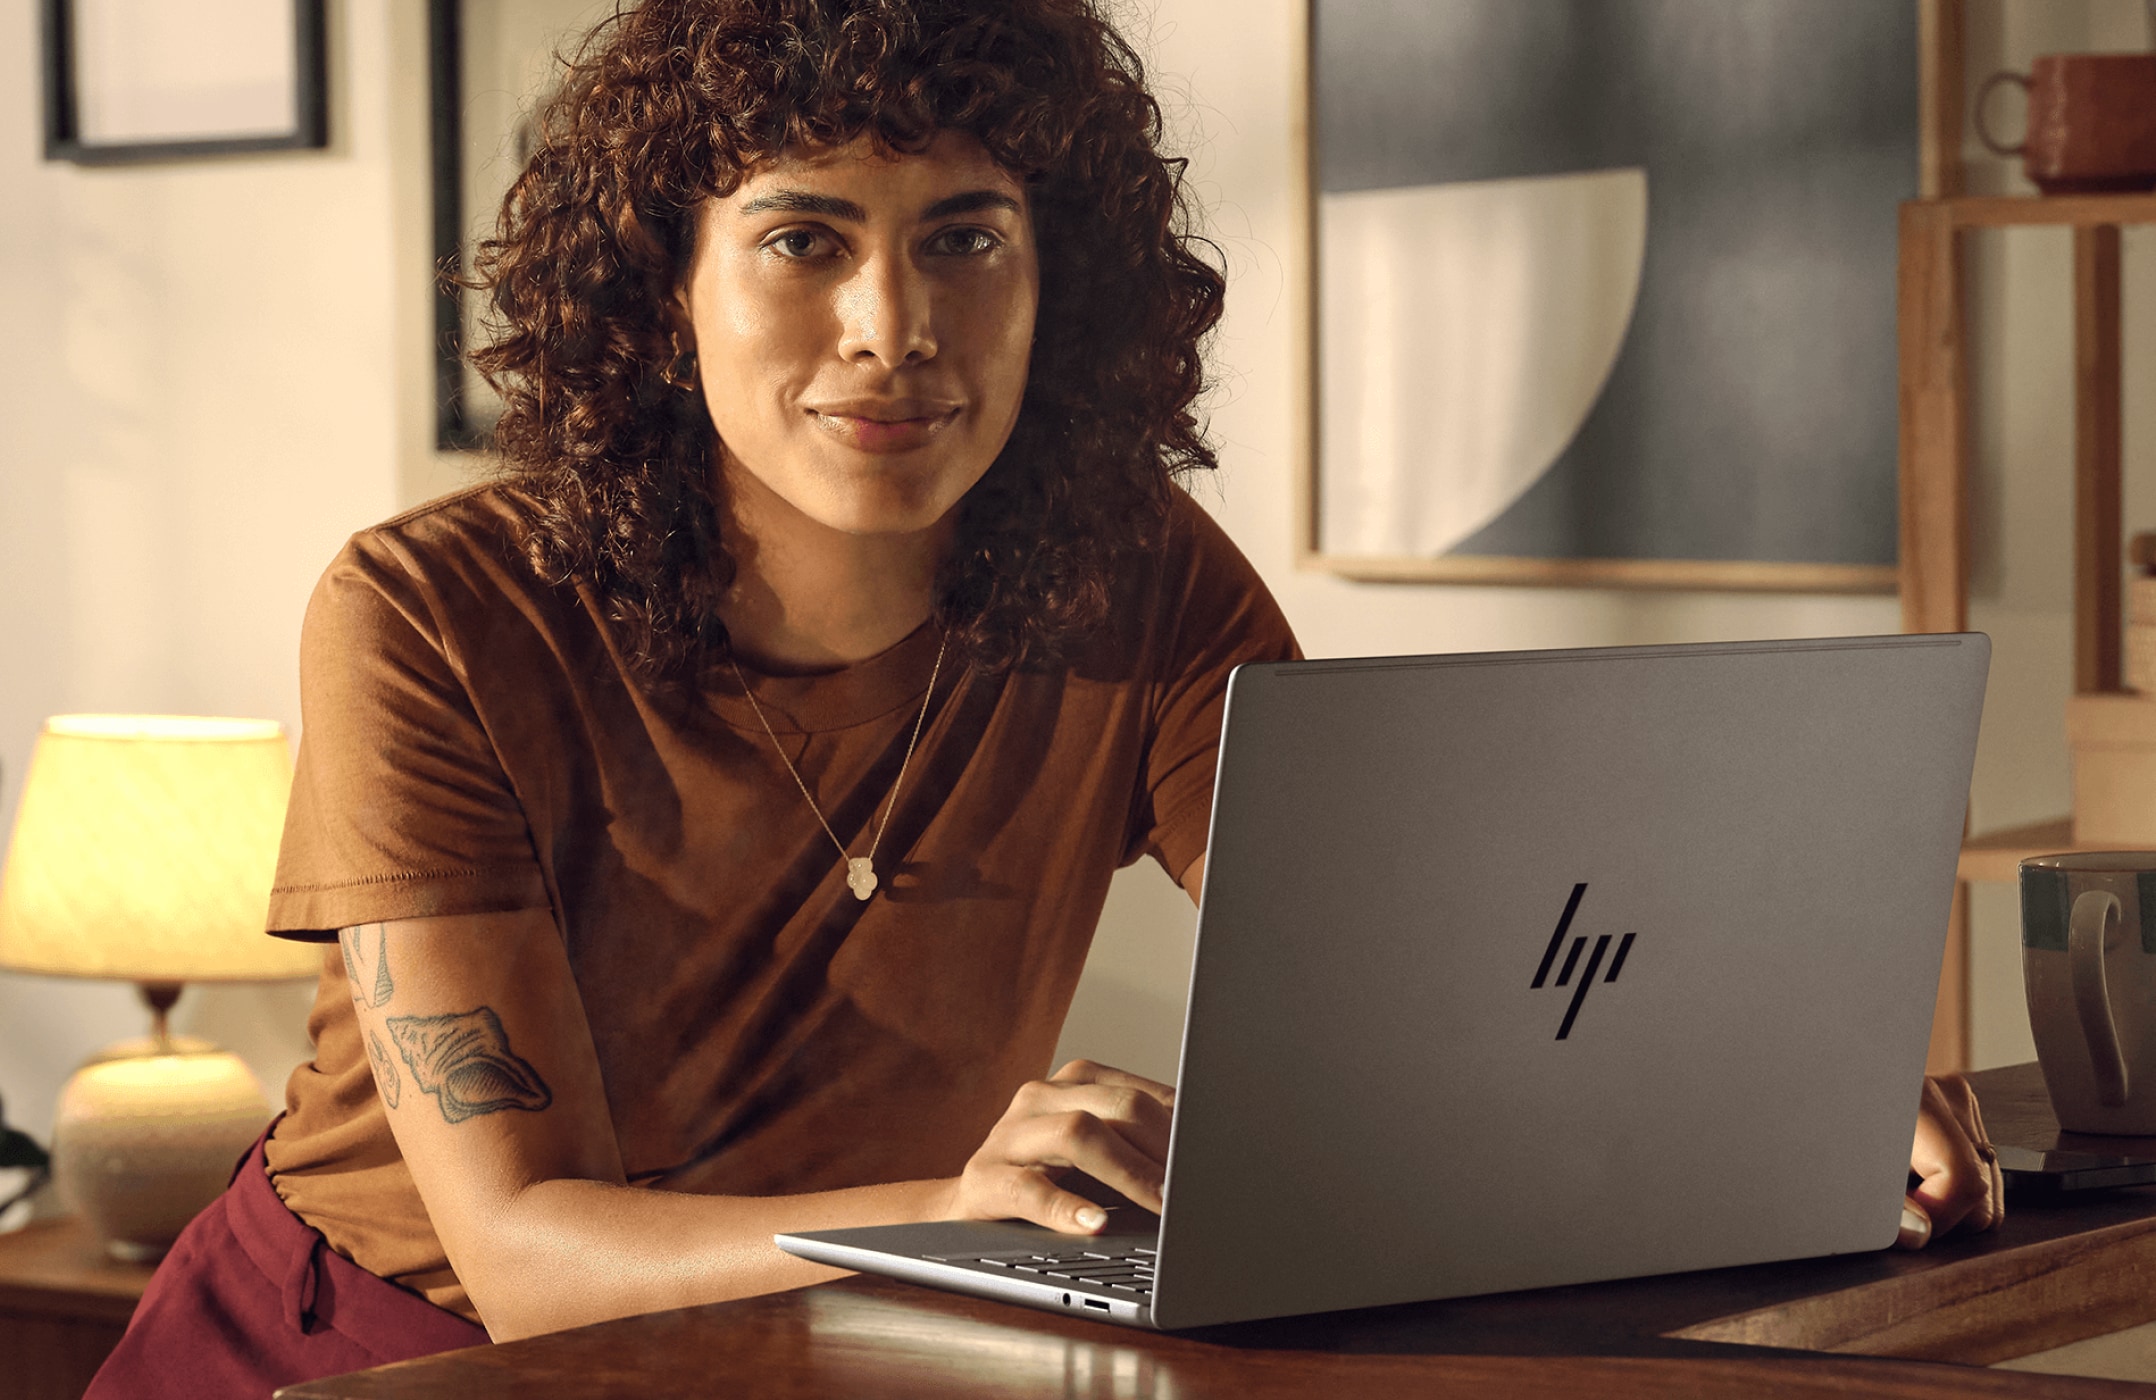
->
[807,401,961,454]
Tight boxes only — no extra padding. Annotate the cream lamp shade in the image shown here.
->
[0,715,318,981]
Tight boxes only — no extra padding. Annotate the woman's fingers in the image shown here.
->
[1050,1059,1176,1112]
[954,1064,1179,1233]
[1901,1074,2002,1248]
[1936,1073,2003,1233]
[988,1109,1168,1216]
[1034,1073,1174,1159]
[1899,1192,1949,1249]
[1924,1073,2002,1235]
[969,1161,1119,1235]
[999,1086,1170,1203]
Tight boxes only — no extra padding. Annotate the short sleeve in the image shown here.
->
[1126,497,1301,883]
[267,536,551,940]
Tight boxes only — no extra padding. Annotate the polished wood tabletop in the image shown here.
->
[281,1064,2156,1398]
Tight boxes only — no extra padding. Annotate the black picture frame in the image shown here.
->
[429,0,481,451]
[41,0,328,166]
[428,0,623,453]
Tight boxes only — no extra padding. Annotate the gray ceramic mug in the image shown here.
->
[2023,852,2156,1134]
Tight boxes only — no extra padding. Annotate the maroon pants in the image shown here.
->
[87,1134,488,1399]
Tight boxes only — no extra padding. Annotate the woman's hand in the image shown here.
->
[947,1059,1175,1235]
[1900,1073,2003,1248]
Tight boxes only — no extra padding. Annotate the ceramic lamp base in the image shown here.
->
[50,1045,272,1261]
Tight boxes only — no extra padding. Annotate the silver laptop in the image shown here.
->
[778,633,1989,1330]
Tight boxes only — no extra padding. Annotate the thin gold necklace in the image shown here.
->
[727,633,948,902]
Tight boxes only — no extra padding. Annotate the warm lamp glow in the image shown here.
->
[0,714,318,981]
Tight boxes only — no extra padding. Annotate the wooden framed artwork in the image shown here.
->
[41,0,326,165]
[429,0,616,451]
[1297,1,1928,592]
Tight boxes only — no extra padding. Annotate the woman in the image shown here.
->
[89,1,2000,1393]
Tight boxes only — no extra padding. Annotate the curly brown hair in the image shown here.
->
[471,0,1226,685]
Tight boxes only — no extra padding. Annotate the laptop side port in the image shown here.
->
[1083,1298,1111,1312]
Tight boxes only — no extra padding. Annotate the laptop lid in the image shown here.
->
[1147,633,1987,1329]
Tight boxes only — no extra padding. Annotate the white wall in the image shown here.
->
[0,0,423,1139]
[0,0,2144,1147]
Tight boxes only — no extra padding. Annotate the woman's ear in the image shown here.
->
[672,195,713,321]
[666,221,703,394]
[662,332,700,393]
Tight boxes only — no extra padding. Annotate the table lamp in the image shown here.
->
[0,715,320,1259]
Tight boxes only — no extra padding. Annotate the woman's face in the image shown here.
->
[681,131,1040,539]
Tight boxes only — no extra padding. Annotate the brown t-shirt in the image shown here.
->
[261,483,1298,1321]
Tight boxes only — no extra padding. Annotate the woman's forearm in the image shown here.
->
[465,1174,958,1341]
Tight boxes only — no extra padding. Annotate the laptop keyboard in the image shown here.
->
[945,1246,1156,1297]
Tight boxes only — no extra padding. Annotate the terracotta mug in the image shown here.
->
[1976,54,2156,194]
[2024,852,2156,1134]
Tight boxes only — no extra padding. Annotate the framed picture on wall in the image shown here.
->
[1298,0,1933,592]
[41,0,327,165]
[429,0,619,451]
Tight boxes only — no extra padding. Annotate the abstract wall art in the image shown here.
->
[1303,0,1920,590]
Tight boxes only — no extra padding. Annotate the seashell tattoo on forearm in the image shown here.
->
[365,1029,402,1109]
[339,923,394,1009]
[386,1008,553,1124]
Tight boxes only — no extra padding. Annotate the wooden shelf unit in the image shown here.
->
[1955,818,2118,885]
[1899,188,2154,1071]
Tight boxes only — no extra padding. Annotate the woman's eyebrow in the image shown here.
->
[732,188,1021,221]
[921,190,1023,219]
[735,190,867,220]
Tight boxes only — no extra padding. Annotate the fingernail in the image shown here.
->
[1076,1207,1106,1231]
[1898,1204,1930,1248]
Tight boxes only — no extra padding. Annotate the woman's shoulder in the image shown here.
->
[305,480,574,655]
[1159,485,1256,576]
[340,480,538,571]
[1155,487,1291,635]
[316,481,555,605]
[1076,486,1299,678]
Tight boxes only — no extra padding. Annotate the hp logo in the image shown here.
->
[1529,883,1636,1040]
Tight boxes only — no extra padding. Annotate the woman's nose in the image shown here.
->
[834,253,937,367]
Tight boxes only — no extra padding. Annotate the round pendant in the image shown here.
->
[846,857,878,901]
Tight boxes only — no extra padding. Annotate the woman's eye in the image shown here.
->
[766,229,828,259]
[929,227,999,256]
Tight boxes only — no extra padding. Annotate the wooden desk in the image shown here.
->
[0,1215,154,1400]
[283,1064,2156,1398]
